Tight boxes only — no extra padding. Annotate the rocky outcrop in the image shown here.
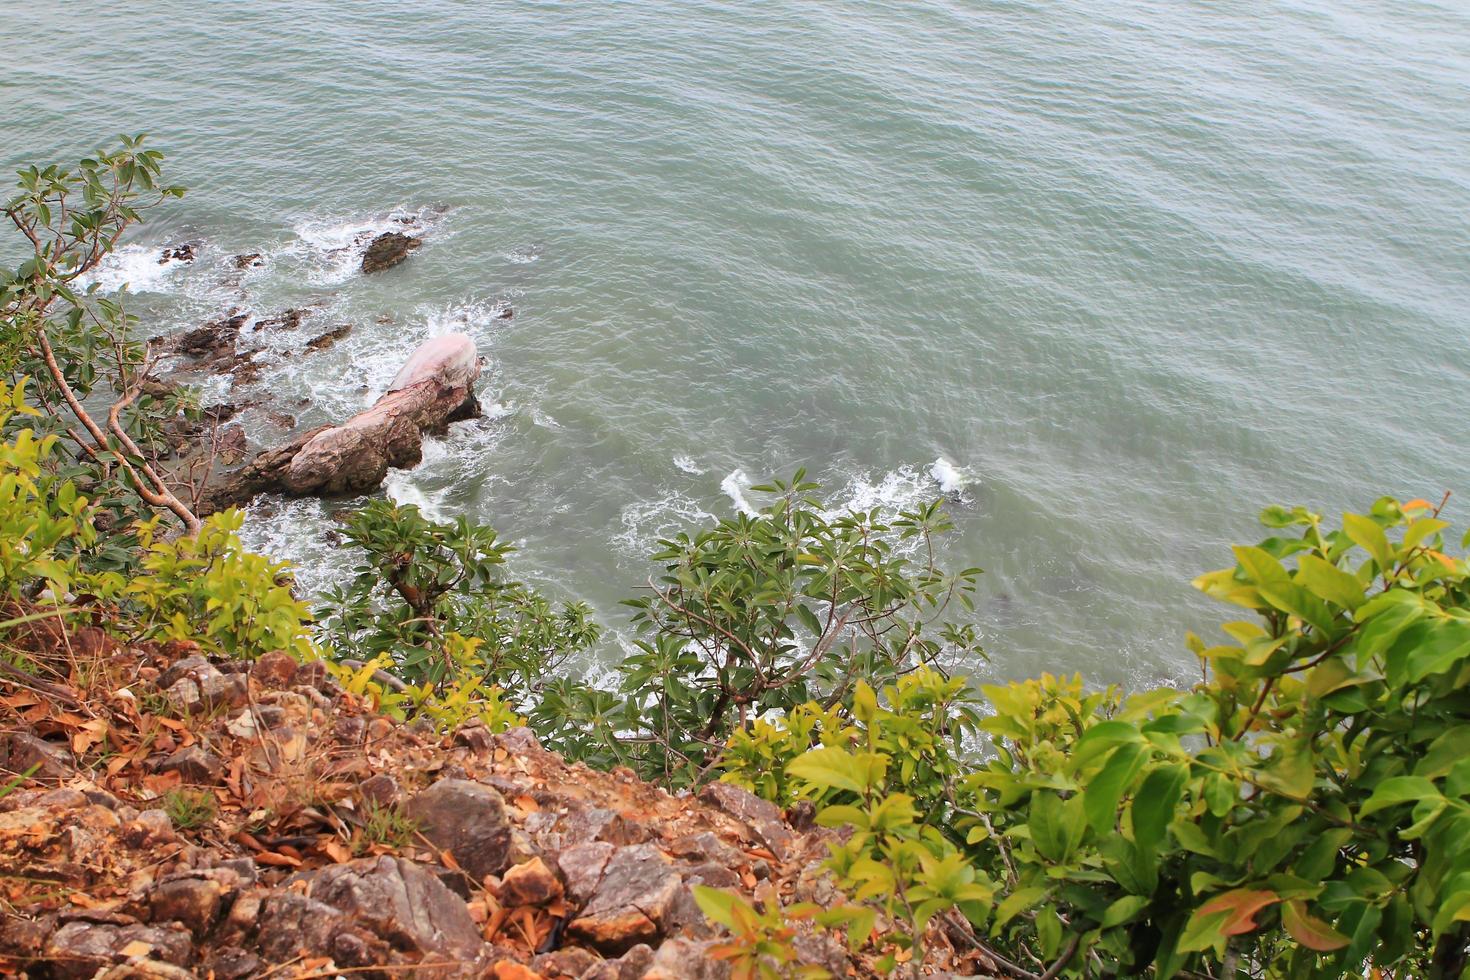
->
[197,332,482,512]
[361,231,422,273]
[0,636,996,979]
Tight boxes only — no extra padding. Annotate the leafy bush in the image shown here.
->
[0,378,95,604]
[317,498,600,709]
[613,472,983,784]
[2,136,199,538]
[720,497,1470,979]
[126,510,314,660]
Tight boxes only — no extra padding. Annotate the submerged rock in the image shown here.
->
[160,242,199,264]
[361,231,422,273]
[305,323,353,351]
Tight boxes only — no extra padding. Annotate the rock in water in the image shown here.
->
[197,333,481,510]
[360,232,422,273]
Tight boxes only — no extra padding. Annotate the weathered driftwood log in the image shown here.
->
[197,333,481,514]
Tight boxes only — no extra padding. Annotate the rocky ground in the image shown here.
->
[0,633,995,978]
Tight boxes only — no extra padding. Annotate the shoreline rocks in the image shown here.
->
[196,332,483,511]
[361,231,422,273]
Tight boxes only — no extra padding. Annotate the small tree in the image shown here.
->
[2,136,198,536]
[617,471,983,784]
[318,499,600,701]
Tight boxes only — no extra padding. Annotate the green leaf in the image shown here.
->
[1073,720,1143,766]
[993,886,1047,929]
[1101,895,1150,929]
[1129,763,1188,848]
[1359,776,1442,817]
[691,886,742,929]
[1030,791,1085,863]
[1084,742,1147,834]
[1343,512,1392,571]
[1294,554,1364,611]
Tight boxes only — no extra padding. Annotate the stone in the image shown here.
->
[157,654,219,690]
[361,231,422,273]
[198,334,482,512]
[0,912,53,958]
[121,809,177,848]
[613,944,656,980]
[163,678,203,714]
[669,831,744,867]
[160,242,199,264]
[556,841,615,905]
[251,650,299,689]
[404,778,512,881]
[1,731,74,780]
[158,745,223,784]
[206,946,263,980]
[218,424,248,464]
[644,939,732,980]
[295,856,484,961]
[42,920,194,979]
[305,323,354,351]
[565,844,683,955]
[149,875,227,937]
[233,253,264,269]
[199,669,249,708]
[253,308,311,331]
[175,315,245,365]
[699,782,796,860]
[532,947,601,977]
[359,773,399,807]
[500,857,563,907]
[255,893,347,963]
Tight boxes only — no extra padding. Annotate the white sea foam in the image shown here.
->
[290,207,445,286]
[505,243,542,264]
[532,410,563,430]
[720,468,760,518]
[237,496,354,599]
[827,464,937,517]
[77,243,189,294]
[382,438,454,520]
[673,455,705,475]
[614,491,715,557]
[929,457,975,496]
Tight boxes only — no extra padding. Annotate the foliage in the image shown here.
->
[124,510,315,660]
[317,499,600,706]
[612,472,983,785]
[728,497,1470,979]
[2,135,199,539]
[693,886,831,980]
[162,787,217,830]
[0,378,96,603]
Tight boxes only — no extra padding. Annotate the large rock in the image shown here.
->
[199,333,481,509]
[644,939,733,980]
[42,920,194,979]
[295,856,485,963]
[404,778,512,882]
[565,844,685,955]
[361,232,422,273]
[699,782,796,860]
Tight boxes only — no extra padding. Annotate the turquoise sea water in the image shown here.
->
[6,0,1469,687]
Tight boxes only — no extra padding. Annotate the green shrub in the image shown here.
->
[127,510,315,660]
[317,499,600,721]
[612,471,983,785]
[722,497,1470,979]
